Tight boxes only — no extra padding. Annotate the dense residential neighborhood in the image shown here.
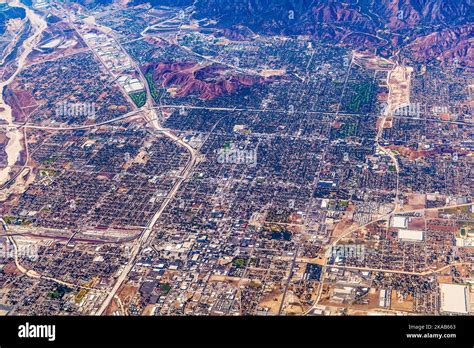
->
[0,0,472,320]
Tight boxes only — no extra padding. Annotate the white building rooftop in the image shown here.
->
[439,283,469,314]
[391,216,408,229]
[398,229,424,241]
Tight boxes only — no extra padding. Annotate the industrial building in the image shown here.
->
[439,283,469,315]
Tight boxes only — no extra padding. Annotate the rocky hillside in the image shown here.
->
[72,0,474,67]
[143,62,265,100]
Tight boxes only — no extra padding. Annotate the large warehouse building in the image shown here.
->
[439,283,469,314]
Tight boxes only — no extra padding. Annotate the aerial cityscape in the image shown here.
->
[0,0,472,318]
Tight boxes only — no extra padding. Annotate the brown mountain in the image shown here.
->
[188,0,473,60]
[144,62,265,100]
[75,0,473,65]
[404,23,474,67]
[369,0,473,30]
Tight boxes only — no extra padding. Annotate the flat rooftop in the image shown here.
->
[398,229,424,241]
[391,216,408,229]
[439,283,469,314]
